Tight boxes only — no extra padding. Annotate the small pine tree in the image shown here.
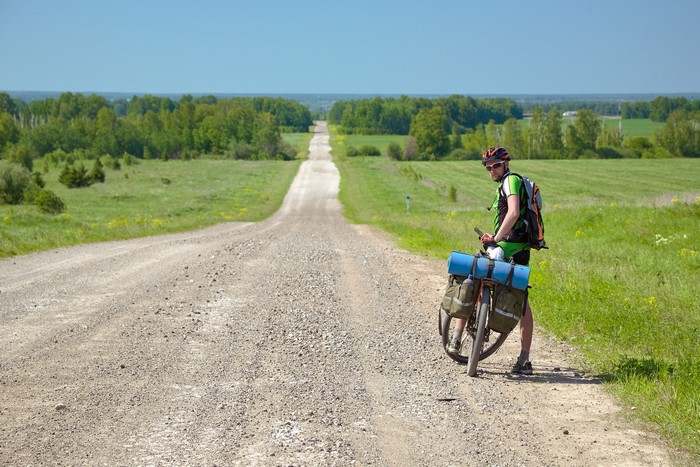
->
[35,189,66,214]
[59,163,92,188]
[89,158,105,183]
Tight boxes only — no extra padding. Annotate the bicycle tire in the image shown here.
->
[439,307,508,365]
[467,297,489,376]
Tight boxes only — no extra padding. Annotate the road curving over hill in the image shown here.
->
[0,121,676,465]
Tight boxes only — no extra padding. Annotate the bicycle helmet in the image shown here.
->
[481,146,511,165]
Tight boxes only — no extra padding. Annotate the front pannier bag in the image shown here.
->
[441,275,479,320]
[489,283,528,333]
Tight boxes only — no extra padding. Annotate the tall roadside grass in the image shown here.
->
[0,159,300,257]
[333,146,700,459]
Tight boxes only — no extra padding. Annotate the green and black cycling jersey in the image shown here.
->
[490,171,530,263]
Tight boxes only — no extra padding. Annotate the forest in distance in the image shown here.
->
[6,90,700,114]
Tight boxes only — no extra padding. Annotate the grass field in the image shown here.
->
[333,148,700,459]
[0,132,311,257]
[601,117,665,138]
[0,159,302,257]
[521,117,663,140]
[331,133,406,156]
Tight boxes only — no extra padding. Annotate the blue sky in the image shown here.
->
[1,0,698,95]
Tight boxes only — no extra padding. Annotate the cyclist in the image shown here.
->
[447,146,534,375]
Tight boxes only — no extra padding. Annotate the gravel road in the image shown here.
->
[0,122,675,465]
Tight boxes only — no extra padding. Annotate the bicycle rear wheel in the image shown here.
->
[439,306,508,365]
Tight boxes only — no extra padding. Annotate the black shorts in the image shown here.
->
[510,249,531,314]
[511,249,531,266]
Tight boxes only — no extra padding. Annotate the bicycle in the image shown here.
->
[438,228,530,376]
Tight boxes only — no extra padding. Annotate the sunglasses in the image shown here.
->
[485,161,505,171]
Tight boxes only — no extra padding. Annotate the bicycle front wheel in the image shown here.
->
[440,307,508,365]
[467,298,489,377]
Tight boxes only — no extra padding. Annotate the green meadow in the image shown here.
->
[0,132,311,257]
[332,143,700,459]
[600,117,665,137]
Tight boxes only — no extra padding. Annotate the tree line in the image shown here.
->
[0,92,313,169]
[620,96,700,121]
[328,95,700,161]
[327,95,522,135]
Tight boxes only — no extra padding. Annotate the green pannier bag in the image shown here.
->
[489,283,528,333]
[441,275,479,320]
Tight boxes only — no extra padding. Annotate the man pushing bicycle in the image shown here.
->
[448,146,535,375]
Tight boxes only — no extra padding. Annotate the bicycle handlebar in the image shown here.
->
[474,227,498,247]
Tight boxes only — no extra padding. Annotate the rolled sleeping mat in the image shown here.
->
[447,251,530,291]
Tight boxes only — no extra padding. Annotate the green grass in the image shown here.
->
[333,148,700,459]
[331,133,406,156]
[520,117,664,140]
[601,118,665,138]
[282,131,313,157]
[0,158,300,257]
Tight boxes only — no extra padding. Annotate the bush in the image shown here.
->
[596,146,625,159]
[22,172,47,203]
[226,141,257,160]
[448,185,458,202]
[103,155,121,170]
[5,143,36,171]
[0,160,31,204]
[444,148,480,160]
[277,140,298,160]
[358,145,381,156]
[641,147,674,159]
[35,188,66,214]
[624,136,654,158]
[404,136,418,161]
[386,142,403,160]
[345,145,359,157]
[59,163,92,188]
[89,158,105,183]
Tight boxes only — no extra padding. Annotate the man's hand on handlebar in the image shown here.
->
[480,233,498,247]
[473,227,498,247]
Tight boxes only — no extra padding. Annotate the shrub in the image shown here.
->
[226,140,257,160]
[277,140,298,160]
[596,146,625,159]
[386,142,403,160]
[59,163,92,188]
[35,188,66,214]
[404,136,418,161]
[445,148,479,160]
[624,136,654,158]
[89,158,105,183]
[22,172,47,203]
[5,143,36,171]
[448,185,458,202]
[641,147,674,159]
[358,145,381,156]
[0,160,31,204]
[103,155,121,170]
[345,145,359,157]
